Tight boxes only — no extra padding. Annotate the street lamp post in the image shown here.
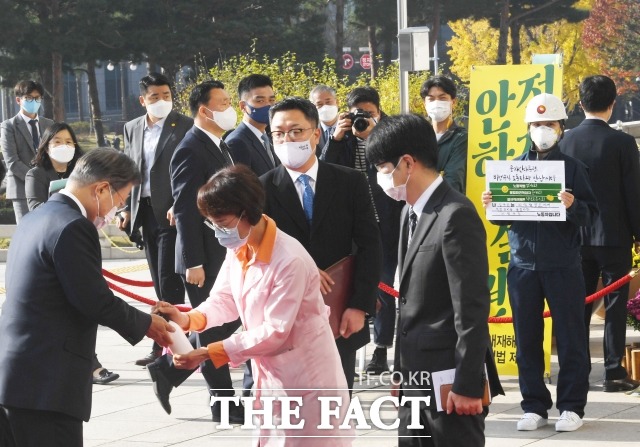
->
[119,61,128,121]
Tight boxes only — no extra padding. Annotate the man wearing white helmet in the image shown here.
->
[482,93,598,432]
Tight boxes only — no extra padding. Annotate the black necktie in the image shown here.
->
[408,209,417,246]
[219,140,234,166]
[28,119,39,151]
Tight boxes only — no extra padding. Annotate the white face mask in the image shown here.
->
[530,125,559,151]
[48,144,75,163]
[273,139,314,169]
[376,160,409,202]
[146,99,173,119]
[93,186,118,230]
[426,100,452,123]
[318,104,339,123]
[206,106,237,131]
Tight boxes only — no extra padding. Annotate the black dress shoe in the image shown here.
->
[212,398,245,424]
[365,347,390,375]
[603,376,640,392]
[147,363,173,414]
[136,350,162,367]
[92,368,120,385]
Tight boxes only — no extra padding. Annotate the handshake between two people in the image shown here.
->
[150,301,210,370]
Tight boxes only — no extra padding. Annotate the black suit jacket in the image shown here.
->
[560,118,640,247]
[323,132,404,269]
[170,126,231,275]
[396,181,502,400]
[0,194,151,421]
[124,110,193,230]
[260,161,382,350]
[224,122,279,176]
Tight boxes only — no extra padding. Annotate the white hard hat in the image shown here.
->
[524,93,568,123]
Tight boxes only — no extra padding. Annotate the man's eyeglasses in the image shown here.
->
[22,96,42,103]
[268,128,314,142]
[204,214,242,234]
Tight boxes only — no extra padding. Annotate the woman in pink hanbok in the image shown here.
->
[158,165,353,446]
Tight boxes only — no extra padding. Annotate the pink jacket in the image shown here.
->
[195,228,353,446]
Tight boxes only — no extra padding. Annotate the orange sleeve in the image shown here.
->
[207,341,230,368]
[186,310,207,331]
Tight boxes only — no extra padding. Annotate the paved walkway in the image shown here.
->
[2,258,640,446]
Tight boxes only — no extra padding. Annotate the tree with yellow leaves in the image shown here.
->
[448,0,597,111]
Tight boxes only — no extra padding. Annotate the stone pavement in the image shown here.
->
[2,258,640,446]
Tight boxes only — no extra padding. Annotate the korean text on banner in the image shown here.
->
[467,64,563,376]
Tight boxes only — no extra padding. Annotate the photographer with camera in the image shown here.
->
[322,86,403,376]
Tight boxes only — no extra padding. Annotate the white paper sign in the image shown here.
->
[485,160,566,221]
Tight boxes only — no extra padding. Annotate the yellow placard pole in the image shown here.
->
[468,64,563,377]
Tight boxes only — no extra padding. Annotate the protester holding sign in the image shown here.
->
[482,93,598,432]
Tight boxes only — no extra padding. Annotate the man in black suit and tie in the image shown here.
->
[260,97,382,391]
[366,114,502,446]
[224,74,278,176]
[560,75,640,392]
[1,80,54,223]
[0,149,172,447]
[309,84,340,157]
[146,80,243,423]
[120,73,193,366]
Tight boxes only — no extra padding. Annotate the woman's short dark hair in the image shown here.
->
[32,122,84,174]
[197,165,264,226]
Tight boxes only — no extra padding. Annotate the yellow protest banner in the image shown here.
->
[468,64,563,376]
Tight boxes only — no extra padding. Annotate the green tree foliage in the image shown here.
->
[582,0,640,95]
[175,51,433,117]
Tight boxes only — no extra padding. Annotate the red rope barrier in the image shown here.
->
[105,280,192,312]
[378,269,638,324]
[102,269,155,287]
[105,267,636,324]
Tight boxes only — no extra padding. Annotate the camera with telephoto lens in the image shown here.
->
[348,109,373,132]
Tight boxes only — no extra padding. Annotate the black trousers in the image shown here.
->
[398,402,486,447]
[152,273,241,396]
[582,245,632,380]
[139,201,185,305]
[0,405,83,447]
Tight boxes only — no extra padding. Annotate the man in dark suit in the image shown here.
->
[0,149,172,447]
[366,114,502,446]
[224,74,278,176]
[119,73,192,366]
[322,86,404,375]
[1,80,54,223]
[309,84,340,157]
[560,75,640,392]
[260,97,382,391]
[146,80,243,423]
